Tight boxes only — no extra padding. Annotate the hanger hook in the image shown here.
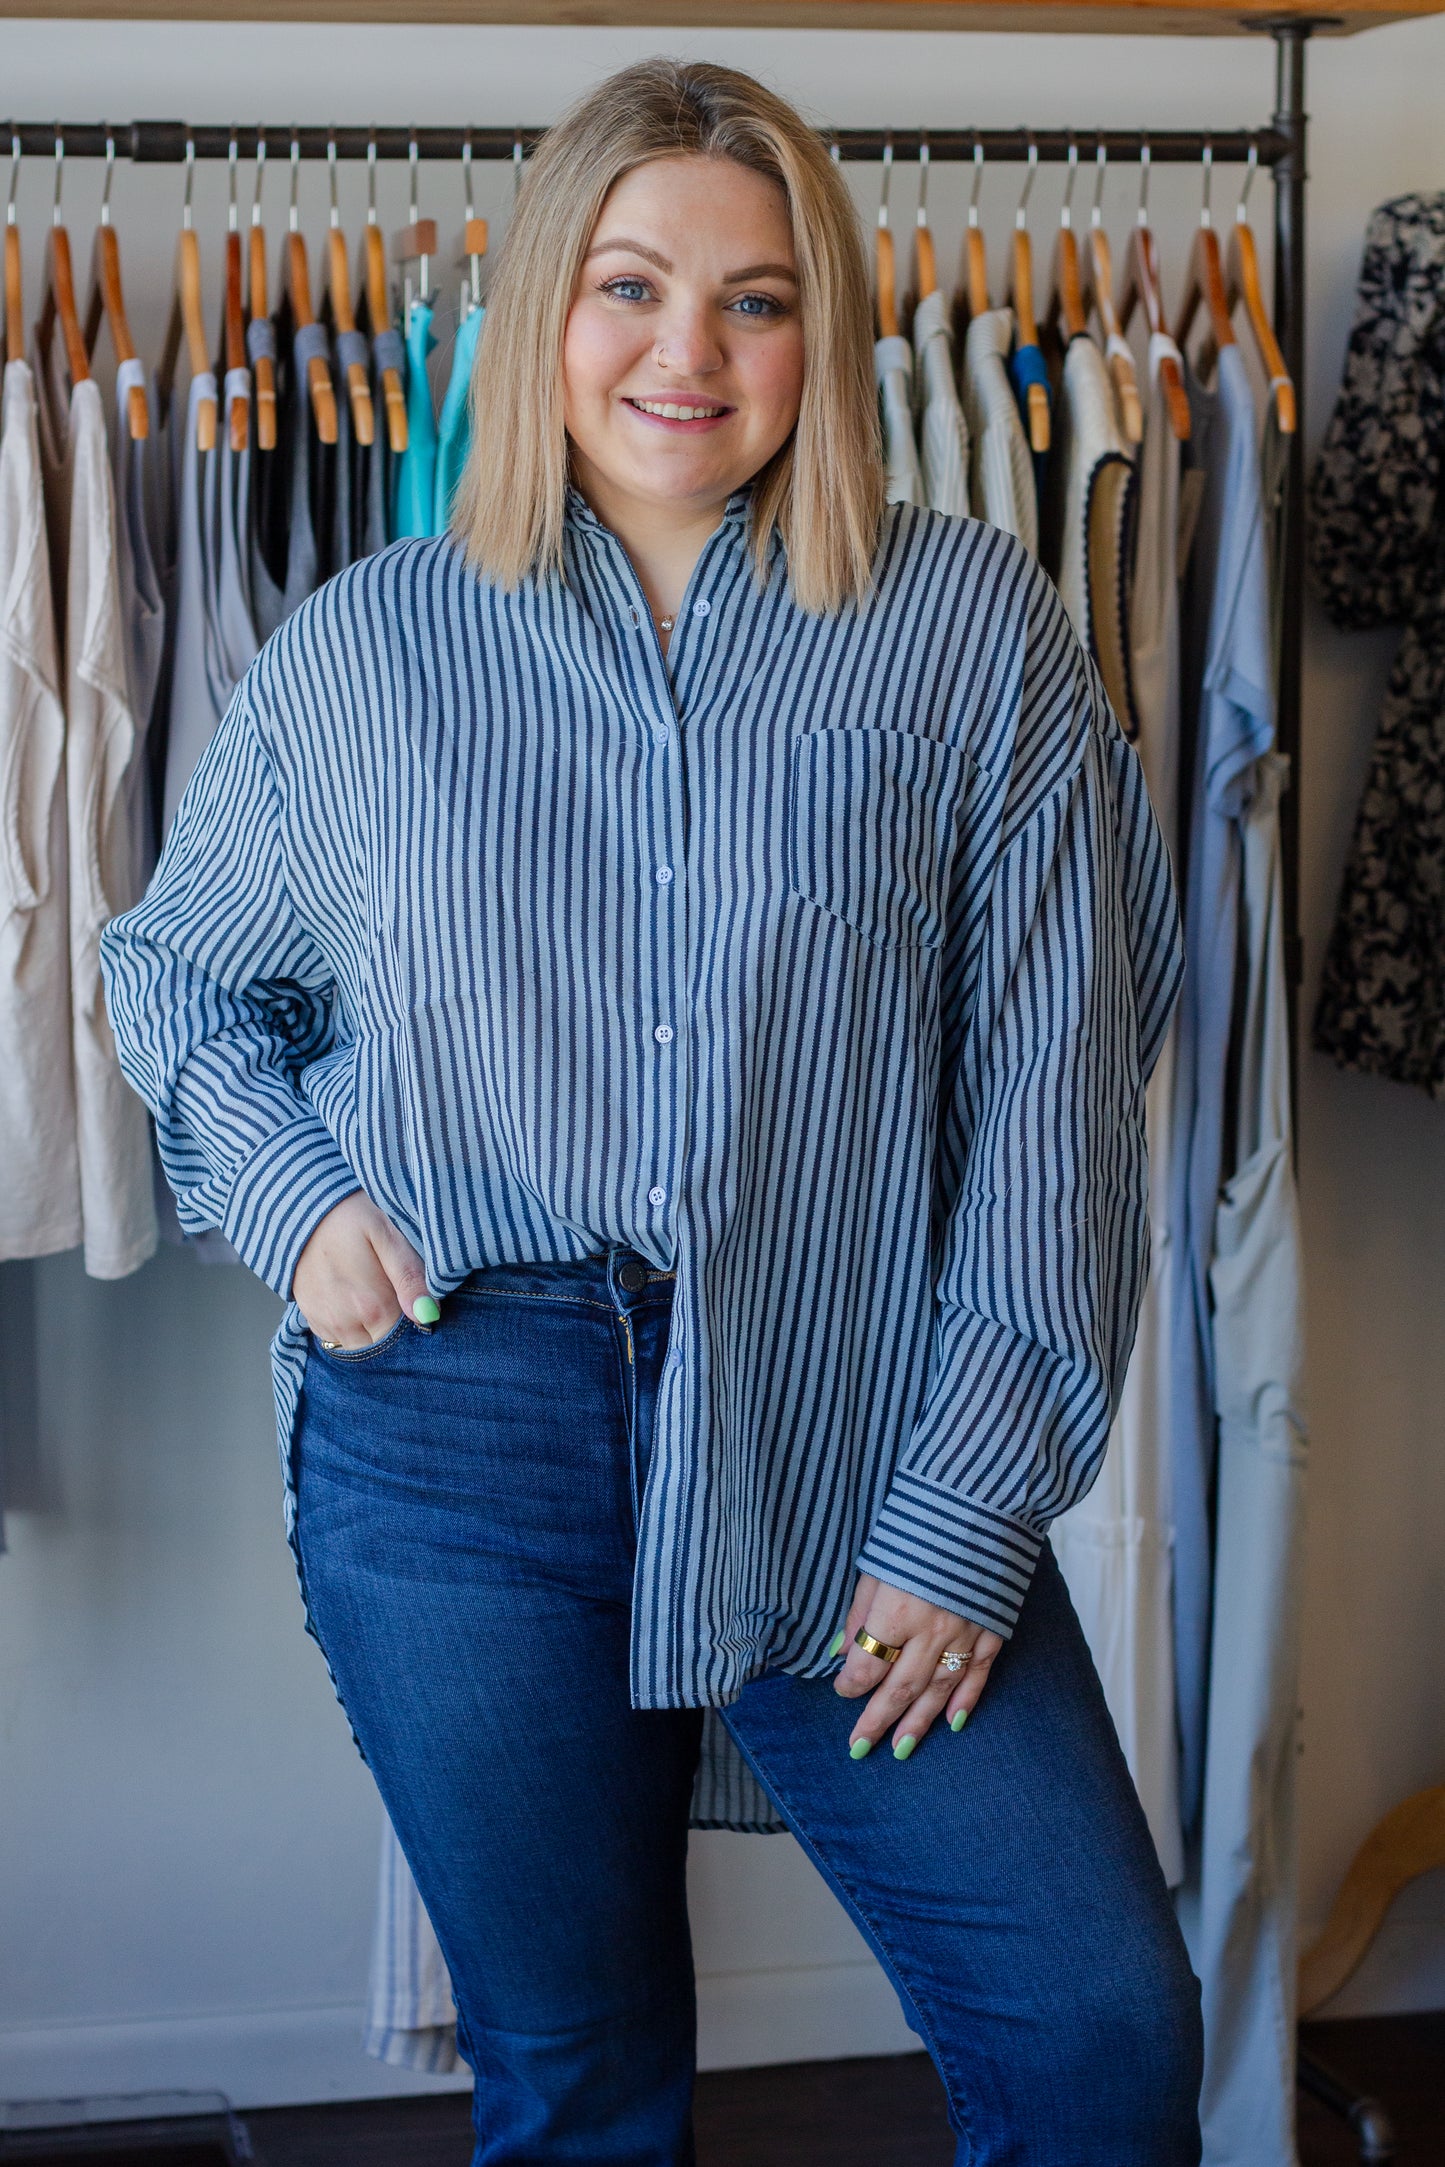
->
[828,137,841,165]
[100,132,117,228]
[1237,139,1258,222]
[462,128,474,224]
[327,133,340,228]
[7,133,20,230]
[512,132,523,203]
[289,130,301,235]
[251,128,267,229]
[1137,138,1151,227]
[366,132,378,227]
[877,131,893,231]
[1061,133,1078,229]
[181,134,196,233]
[408,133,419,225]
[916,131,929,227]
[968,135,984,230]
[51,125,64,228]
[225,133,239,233]
[1090,139,1108,228]
[1015,134,1037,230]
[1200,137,1214,229]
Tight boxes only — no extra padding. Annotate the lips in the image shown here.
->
[623,396,734,427]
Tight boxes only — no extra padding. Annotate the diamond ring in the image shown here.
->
[938,1648,972,1673]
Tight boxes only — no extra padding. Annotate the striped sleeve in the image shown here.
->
[856,644,1184,1640]
[98,684,362,1297]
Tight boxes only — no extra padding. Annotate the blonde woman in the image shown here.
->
[103,59,1202,2165]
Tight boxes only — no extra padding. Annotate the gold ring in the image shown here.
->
[321,1338,341,1350]
[854,1628,904,1663]
[938,1648,972,1673]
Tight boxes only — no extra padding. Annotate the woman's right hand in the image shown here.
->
[292,1192,437,1349]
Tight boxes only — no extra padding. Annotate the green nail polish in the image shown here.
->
[828,1629,845,1658]
[950,1708,969,1732]
[849,1737,872,1760]
[412,1295,441,1325]
[893,1734,917,1761]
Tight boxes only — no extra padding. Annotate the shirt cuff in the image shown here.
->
[220,1113,362,1299]
[855,1469,1045,1640]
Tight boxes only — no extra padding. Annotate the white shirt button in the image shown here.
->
[654,1023,674,1043]
[648,1185,667,1206]
[654,725,669,743]
[693,598,711,618]
[655,865,673,884]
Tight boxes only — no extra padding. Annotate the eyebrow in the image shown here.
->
[584,237,799,284]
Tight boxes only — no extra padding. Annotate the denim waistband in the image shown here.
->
[455,1245,676,1313]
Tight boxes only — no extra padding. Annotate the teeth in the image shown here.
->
[630,398,726,420]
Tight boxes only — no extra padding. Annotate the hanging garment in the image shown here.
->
[1041,332,1136,733]
[212,366,259,692]
[365,1816,460,2071]
[1309,193,1445,1095]
[909,289,969,517]
[33,343,157,1280]
[363,321,406,557]
[331,326,374,569]
[1175,747,1307,2167]
[874,332,922,508]
[249,306,332,643]
[1168,346,1274,1841]
[0,358,80,1261]
[434,304,483,534]
[111,358,167,892]
[1048,329,1186,1894]
[1008,333,1052,521]
[391,299,439,539]
[160,373,224,838]
[962,310,1037,556]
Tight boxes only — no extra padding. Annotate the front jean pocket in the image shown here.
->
[312,1313,413,1362]
[786,726,975,951]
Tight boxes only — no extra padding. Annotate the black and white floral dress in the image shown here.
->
[1310,192,1445,1095]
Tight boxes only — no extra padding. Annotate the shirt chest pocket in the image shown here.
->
[786,726,975,952]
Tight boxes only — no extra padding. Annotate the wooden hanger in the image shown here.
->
[5,134,25,367]
[874,136,899,339]
[325,137,374,447]
[1216,146,1296,434]
[909,135,937,319]
[284,135,337,445]
[358,136,406,455]
[35,133,91,394]
[1299,1785,1445,2016]
[452,134,489,329]
[1044,140,1088,345]
[1078,144,1142,446]
[1117,142,1191,441]
[81,135,147,440]
[951,138,991,349]
[1174,142,1238,361]
[1005,141,1049,456]
[156,139,216,451]
[247,136,277,452]
[217,138,248,452]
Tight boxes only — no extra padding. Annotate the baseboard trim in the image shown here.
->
[0,1962,919,2112]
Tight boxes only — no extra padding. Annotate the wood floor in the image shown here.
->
[238,2014,1445,2166]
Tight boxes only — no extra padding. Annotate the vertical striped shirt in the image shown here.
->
[100,480,1181,1752]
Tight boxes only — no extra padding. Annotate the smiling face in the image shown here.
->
[561,153,806,528]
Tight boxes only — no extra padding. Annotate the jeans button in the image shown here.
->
[617,1259,647,1292]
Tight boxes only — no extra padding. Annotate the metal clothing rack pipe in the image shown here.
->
[4,121,1289,163]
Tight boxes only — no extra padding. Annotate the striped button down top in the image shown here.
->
[100,478,1182,1729]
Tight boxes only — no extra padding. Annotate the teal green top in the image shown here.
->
[433,305,484,533]
[390,299,440,539]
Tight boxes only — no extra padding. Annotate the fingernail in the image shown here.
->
[849,1737,872,1760]
[950,1708,969,1733]
[827,1629,845,1658]
[412,1295,441,1325]
[893,1734,917,1761]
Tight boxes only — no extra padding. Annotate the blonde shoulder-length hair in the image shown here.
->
[451,57,886,616]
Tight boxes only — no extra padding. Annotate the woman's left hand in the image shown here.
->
[833,1573,1005,1758]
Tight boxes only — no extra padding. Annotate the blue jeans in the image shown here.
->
[292,1246,1203,2166]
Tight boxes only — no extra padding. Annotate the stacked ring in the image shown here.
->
[938,1648,972,1673]
[853,1628,904,1663]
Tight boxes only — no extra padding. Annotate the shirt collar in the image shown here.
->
[564,477,757,539]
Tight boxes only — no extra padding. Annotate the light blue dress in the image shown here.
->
[390,299,439,540]
[433,304,483,533]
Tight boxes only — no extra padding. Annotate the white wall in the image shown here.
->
[1,9,1444,2112]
